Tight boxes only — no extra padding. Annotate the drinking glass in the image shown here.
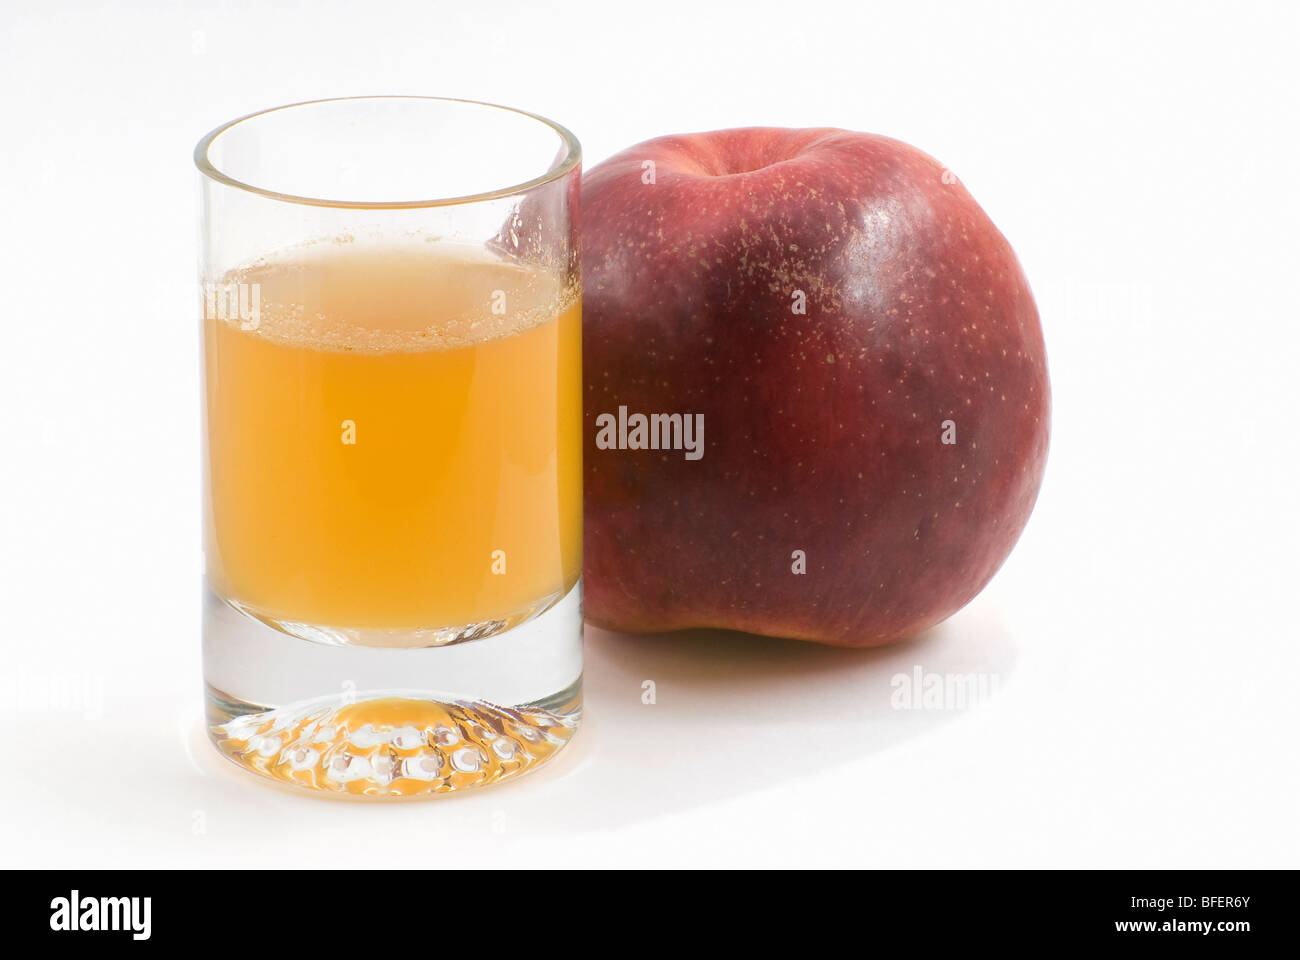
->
[196,97,582,796]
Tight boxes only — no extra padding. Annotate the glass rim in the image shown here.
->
[193,95,582,210]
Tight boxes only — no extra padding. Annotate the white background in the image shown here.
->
[1,0,1296,868]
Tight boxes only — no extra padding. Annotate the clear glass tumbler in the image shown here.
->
[196,97,583,797]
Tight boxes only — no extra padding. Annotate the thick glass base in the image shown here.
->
[203,580,582,798]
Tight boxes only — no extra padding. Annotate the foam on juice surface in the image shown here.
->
[224,240,575,354]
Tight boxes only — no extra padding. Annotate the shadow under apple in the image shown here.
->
[517,597,1019,832]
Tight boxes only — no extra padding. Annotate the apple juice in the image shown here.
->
[203,241,583,637]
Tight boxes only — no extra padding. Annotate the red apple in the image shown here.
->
[582,127,1049,646]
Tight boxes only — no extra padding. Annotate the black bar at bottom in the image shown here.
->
[6,869,1285,945]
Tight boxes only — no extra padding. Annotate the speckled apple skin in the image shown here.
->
[581,128,1049,646]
